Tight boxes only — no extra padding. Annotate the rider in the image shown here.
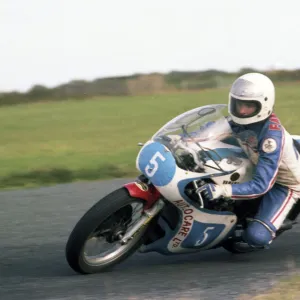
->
[199,72,300,248]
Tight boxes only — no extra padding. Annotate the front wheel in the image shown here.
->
[65,188,149,274]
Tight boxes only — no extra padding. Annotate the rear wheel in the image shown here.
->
[65,188,149,274]
[222,238,258,254]
[222,226,263,254]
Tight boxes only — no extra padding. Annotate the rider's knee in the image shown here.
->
[243,220,274,247]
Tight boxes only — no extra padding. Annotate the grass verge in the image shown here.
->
[0,164,140,190]
[0,83,299,190]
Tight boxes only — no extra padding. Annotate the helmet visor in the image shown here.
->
[230,97,261,119]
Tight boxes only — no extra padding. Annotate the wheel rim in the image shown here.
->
[82,200,145,266]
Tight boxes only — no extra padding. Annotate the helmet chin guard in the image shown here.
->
[228,73,275,125]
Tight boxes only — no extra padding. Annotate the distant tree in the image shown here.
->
[27,84,50,100]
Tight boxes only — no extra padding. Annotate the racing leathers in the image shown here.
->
[206,113,300,247]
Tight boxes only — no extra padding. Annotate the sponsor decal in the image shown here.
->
[223,180,240,184]
[171,200,194,248]
[262,138,277,153]
[269,115,281,131]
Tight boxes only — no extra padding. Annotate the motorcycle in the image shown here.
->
[65,104,300,274]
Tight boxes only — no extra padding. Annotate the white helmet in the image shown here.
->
[228,73,275,125]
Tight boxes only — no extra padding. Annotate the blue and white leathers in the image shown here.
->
[227,114,300,246]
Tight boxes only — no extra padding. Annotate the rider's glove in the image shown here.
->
[198,183,232,202]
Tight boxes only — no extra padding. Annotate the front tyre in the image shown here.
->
[65,188,148,274]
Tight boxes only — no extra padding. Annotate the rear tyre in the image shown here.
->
[222,238,258,254]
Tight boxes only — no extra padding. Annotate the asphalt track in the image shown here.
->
[1,178,300,300]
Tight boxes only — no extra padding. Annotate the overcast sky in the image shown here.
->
[0,0,299,92]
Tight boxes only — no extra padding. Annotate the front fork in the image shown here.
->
[120,199,165,245]
[121,177,164,245]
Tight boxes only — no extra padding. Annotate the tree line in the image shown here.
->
[1,68,300,106]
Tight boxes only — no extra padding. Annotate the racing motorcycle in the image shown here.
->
[65,104,300,274]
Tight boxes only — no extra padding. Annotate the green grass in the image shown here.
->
[0,83,299,189]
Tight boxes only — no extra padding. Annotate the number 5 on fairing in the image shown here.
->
[195,227,215,246]
[145,151,166,177]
